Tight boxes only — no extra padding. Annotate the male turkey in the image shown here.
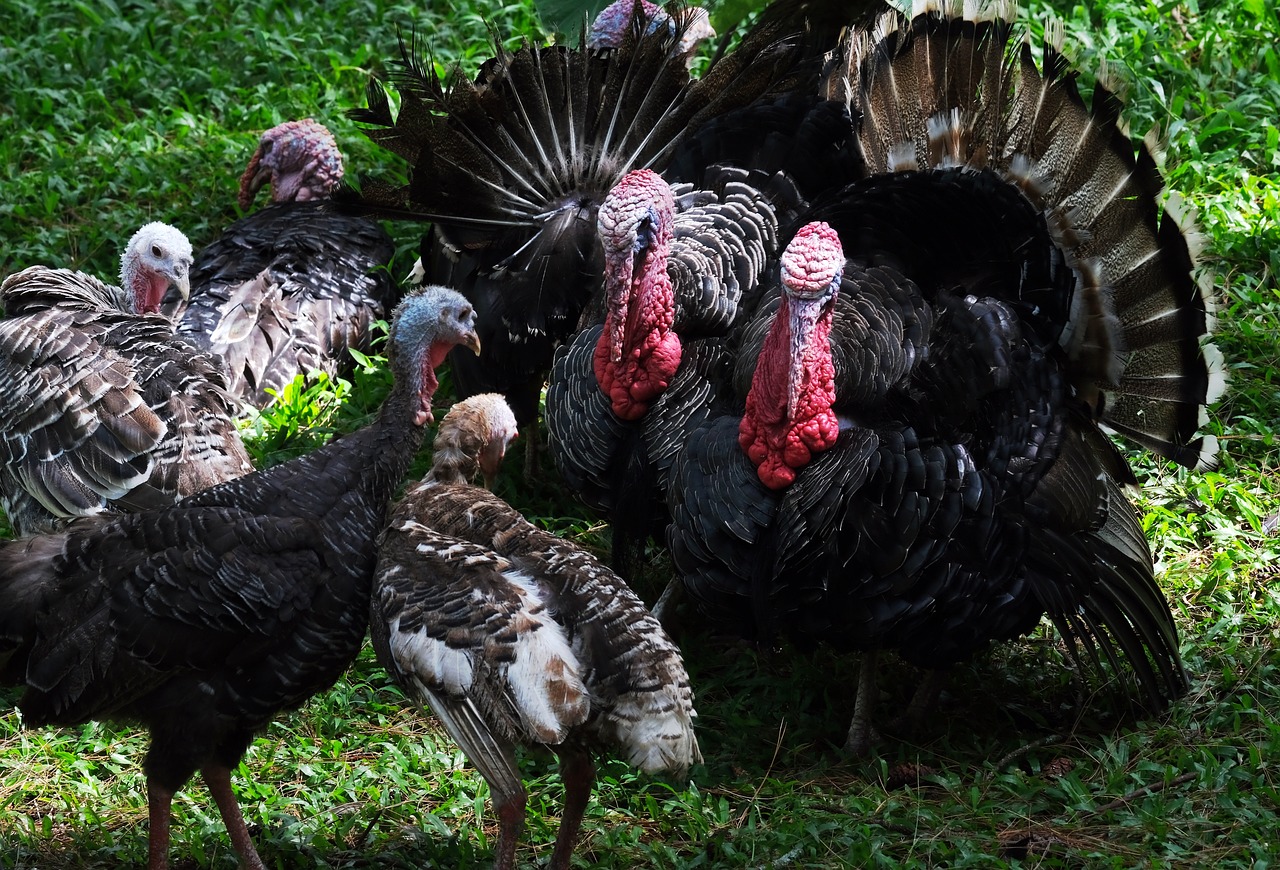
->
[345,0,875,429]
[542,131,854,577]
[667,3,1224,752]
[0,284,479,869]
[163,119,398,407]
[372,393,700,870]
[0,222,252,536]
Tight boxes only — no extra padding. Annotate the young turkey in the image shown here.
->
[163,119,399,407]
[667,3,1224,752]
[372,393,700,870]
[0,222,252,536]
[0,284,479,870]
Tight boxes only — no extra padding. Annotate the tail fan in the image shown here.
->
[836,0,1223,470]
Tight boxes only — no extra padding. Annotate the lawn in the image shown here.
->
[1,0,1277,867]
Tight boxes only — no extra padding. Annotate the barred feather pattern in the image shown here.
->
[162,202,398,407]
[832,0,1223,470]
[1,266,252,536]
[671,266,1189,709]
[544,164,782,573]
[542,108,856,577]
[670,138,1195,740]
[374,480,700,775]
[548,328,732,564]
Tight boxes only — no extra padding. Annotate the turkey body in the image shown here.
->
[164,119,399,407]
[0,223,252,536]
[667,5,1223,750]
[372,394,699,870]
[0,284,480,870]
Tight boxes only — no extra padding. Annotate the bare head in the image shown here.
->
[593,169,681,420]
[119,222,193,315]
[740,222,844,489]
[588,0,715,62]
[389,284,482,428]
[237,119,344,210]
[597,169,676,345]
[430,393,519,488]
[780,222,845,301]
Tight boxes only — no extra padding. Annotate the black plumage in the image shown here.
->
[344,0,879,427]
[0,284,480,870]
[372,393,699,870]
[667,4,1222,751]
[163,119,399,407]
[543,95,865,578]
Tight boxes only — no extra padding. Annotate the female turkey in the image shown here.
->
[667,4,1224,752]
[0,284,479,870]
[0,222,252,536]
[345,0,874,429]
[372,393,700,870]
[164,119,398,407]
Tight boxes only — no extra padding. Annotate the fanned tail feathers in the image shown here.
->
[839,0,1222,470]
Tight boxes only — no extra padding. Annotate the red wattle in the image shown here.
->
[594,329,681,421]
[740,298,839,490]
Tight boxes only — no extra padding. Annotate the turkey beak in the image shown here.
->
[460,329,482,357]
[170,266,191,302]
[240,165,273,210]
[479,442,506,490]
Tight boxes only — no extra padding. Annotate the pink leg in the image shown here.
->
[490,783,528,870]
[201,765,267,870]
[549,749,595,870]
[146,778,174,870]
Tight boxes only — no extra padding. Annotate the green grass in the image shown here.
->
[2,0,1279,868]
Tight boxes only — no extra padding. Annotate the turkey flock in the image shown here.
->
[0,0,1225,867]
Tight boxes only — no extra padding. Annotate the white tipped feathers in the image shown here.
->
[0,226,250,535]
[841,2,1222,471]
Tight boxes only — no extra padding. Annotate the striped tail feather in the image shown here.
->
[838,0,1223,471]
[347,11,827,245]
[1025,430,1189,710]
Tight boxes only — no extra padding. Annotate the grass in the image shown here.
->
[2,0,1278,868]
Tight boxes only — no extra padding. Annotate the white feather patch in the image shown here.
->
[501,571,590,743]
[610,688,701,775]
[387,615,475,696]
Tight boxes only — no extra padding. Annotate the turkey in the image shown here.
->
[0,284,479,870]
[667,3,1224,752]
[372,393,700,870]
[344,0,876,429]
[542,138,847,577]
[0,222,252,536]
[163,118,399,407]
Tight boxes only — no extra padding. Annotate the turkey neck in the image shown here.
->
[594,230,681,422]
[740,291,840,490]
[185,369,430,532]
